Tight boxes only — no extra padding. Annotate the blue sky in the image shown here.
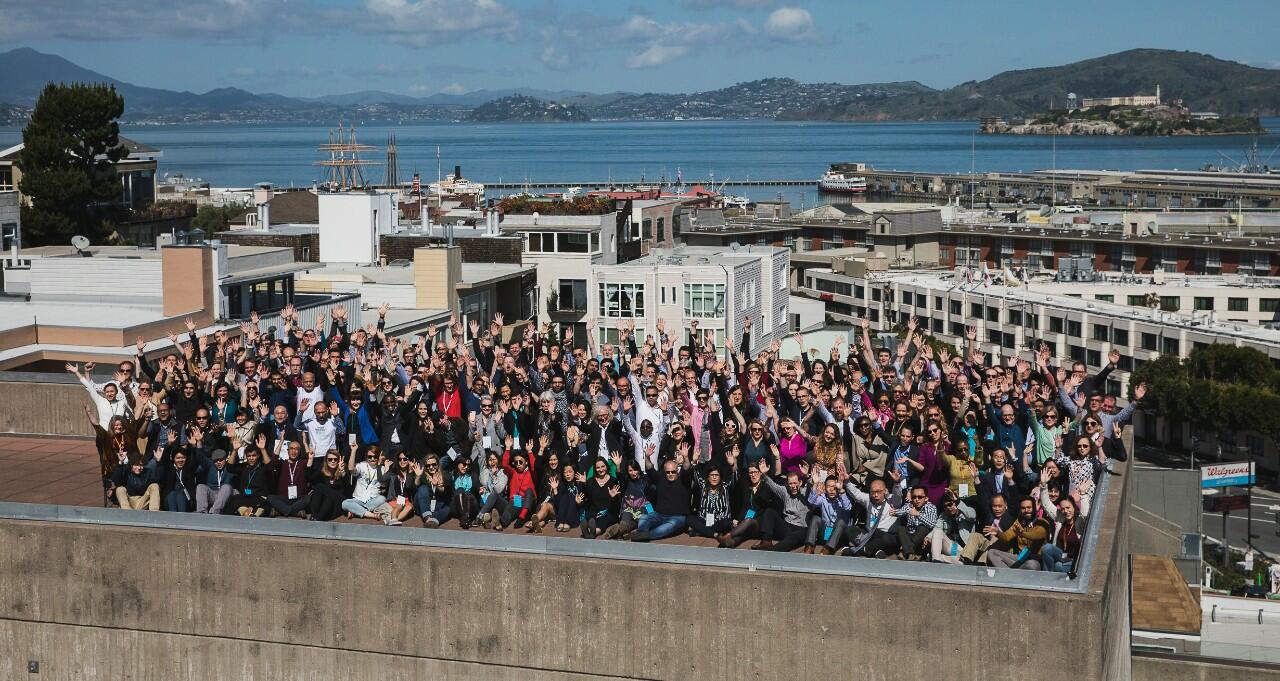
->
[2,0,1278,97]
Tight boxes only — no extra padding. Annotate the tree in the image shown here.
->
[191,203,249,233]
[1132,344,1280,452]
[18,83,126,246]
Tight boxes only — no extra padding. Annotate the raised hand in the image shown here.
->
[184,317,196,333]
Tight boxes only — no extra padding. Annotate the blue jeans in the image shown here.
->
[1040,544,1073,573]
[637,512,687,540]
[414,486,451,523]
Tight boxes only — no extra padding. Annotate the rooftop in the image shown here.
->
[625,244,785,267]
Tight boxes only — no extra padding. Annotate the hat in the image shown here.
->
[211,449,228,462]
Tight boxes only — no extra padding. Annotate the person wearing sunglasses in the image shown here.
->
[927,491,977,564]
[341,443,399,526]
[306,449,348,521]
[892,485,938,561]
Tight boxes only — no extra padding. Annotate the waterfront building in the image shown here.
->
[0,136,160,210]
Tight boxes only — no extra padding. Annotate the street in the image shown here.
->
[1201,497,1280,559]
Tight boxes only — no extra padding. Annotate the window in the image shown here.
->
[931,318,943,333]
[0,167,12,191]
[854,285,865,300]
[1116,355,1133,371]
[557,279,587,312]
[1227,297,1249,312]
[527,233,551,253]
[1140,332,1158,351]
[1261,298,1280,313]
[684,283,725,318]
[1160,247,1178,272]
[1194,297,1214,311]
[656,217,666,242]
[987,329,1002,345]
[902,291,913,306]
[1049,317,1064,334]
[872,288,881,302]
[1025,312,1039,330]
[949,300,962,315]
[599,283,645,318]
[627,218,641,241]
[1159,296,1180,312]
[934,296,943,310]
[1069,345,1086,362]
[1113,328,1129,347]
[1005,309,1021,326]
[986,306,1000,323]
[559,233,589,253]
[950,321,966,337]
[642,218,652,240]
[1095,294,1114,303]
[970,302,983,318]
[1066,320,1081,337]
[1002,332,1015,349]
[1162,337,1180,355]
[1127,295,1146,307]
[1092,324,1109,342]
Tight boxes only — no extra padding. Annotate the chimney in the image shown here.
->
[257,201,270,230]
[254,183,273,207]
[455,165,462,180]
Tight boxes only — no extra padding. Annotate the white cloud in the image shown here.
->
[440,82,468,95]
[618,15,749,69]
[0,0,297,41]
[680,0,777,8]
[540,45,570,70]
[763,6,815,42]
[362,0,518,45]
[626,44,691,69]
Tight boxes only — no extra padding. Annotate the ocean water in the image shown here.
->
[3,118,1278,205]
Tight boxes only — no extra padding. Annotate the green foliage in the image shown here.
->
[191,203,249,233]
[1133,344,1280,441]
[497,194,613,216]
[17,82,126,246]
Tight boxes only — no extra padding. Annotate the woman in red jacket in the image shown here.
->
[498,448,535,531]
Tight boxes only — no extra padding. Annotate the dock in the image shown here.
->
[483,179,815,189]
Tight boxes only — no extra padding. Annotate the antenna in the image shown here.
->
[71,235,90,256]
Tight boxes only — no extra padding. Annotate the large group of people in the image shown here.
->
[81,305,1139,574]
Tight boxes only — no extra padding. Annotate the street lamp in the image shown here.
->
[1238,442,1256,547]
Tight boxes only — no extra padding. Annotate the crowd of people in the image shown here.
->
[80,305,1139,574]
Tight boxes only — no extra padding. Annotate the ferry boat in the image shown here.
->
[818,168,867,193]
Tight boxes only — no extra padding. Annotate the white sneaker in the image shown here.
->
[387,518,403,526]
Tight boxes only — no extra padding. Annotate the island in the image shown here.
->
[464,95,591,123]
[979,102,1266,136]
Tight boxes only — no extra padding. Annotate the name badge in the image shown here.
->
[958,483,970,498]
[643,503,654,514]
[744,509,756,520]
[823,526,834,542]
[396,495,406,507]
[513,495,524,509]
[429,499,437,513]
[704,512,714,527]
[348,434,357,446]
[244,488,252,495]
[287,485,298,500]
[512,435,520,449]
[482,435,493,449]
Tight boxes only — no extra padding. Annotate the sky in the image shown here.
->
[1,0,1278,98]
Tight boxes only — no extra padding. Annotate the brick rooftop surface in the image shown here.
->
[1131,554,1201,635]
[0,435,734,548]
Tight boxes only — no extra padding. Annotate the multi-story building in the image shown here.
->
[0,137,160,210]
[502,211,626,342]
[593,245,789,356]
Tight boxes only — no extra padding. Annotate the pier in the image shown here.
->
[483,179,815,189]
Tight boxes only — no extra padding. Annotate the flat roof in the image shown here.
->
[460,262,533,287]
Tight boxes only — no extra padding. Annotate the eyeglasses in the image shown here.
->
[664,470,679,476]
[911,494,927,500]
[1084,420,1099,426]
[325,457,338,462]
[927,427,940,433]
[1076,444,1092,450]
[426,462,439,468]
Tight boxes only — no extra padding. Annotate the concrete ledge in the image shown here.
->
[1134,652,1280,681]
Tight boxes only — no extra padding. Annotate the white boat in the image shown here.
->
[818,169,867,193]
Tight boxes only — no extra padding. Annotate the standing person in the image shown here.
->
[297,398,344,470]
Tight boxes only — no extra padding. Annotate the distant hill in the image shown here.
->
[465,95,591,123]
[588,78,934,120]
[3,47,1279,124]
[784,49,1280,121]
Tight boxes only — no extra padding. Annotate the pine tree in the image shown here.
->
[18,82,126,246]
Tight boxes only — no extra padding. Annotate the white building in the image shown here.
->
[502,212,620,343]
[318,191,398,264]
[593,245,789,356]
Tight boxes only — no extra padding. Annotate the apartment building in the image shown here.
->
[593,245,789,356]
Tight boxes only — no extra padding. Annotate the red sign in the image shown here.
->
[1204,493,1250,513]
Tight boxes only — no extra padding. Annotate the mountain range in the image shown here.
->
[1,47,1279,124]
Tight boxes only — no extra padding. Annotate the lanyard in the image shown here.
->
[285,460,300,485]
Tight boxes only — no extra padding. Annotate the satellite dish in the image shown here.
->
[71,235,90,251]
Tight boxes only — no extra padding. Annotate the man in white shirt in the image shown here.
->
[341,446,398,525]
[296,398,344,468]
[295,372,324,422]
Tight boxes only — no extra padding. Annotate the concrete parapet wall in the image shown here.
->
[0,515,1124,681]
[1134,653,1280,681]
[0,378,93,436]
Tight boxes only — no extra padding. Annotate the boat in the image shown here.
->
[818,168,867,193]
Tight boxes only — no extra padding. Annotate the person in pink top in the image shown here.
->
[776,418,809,475]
